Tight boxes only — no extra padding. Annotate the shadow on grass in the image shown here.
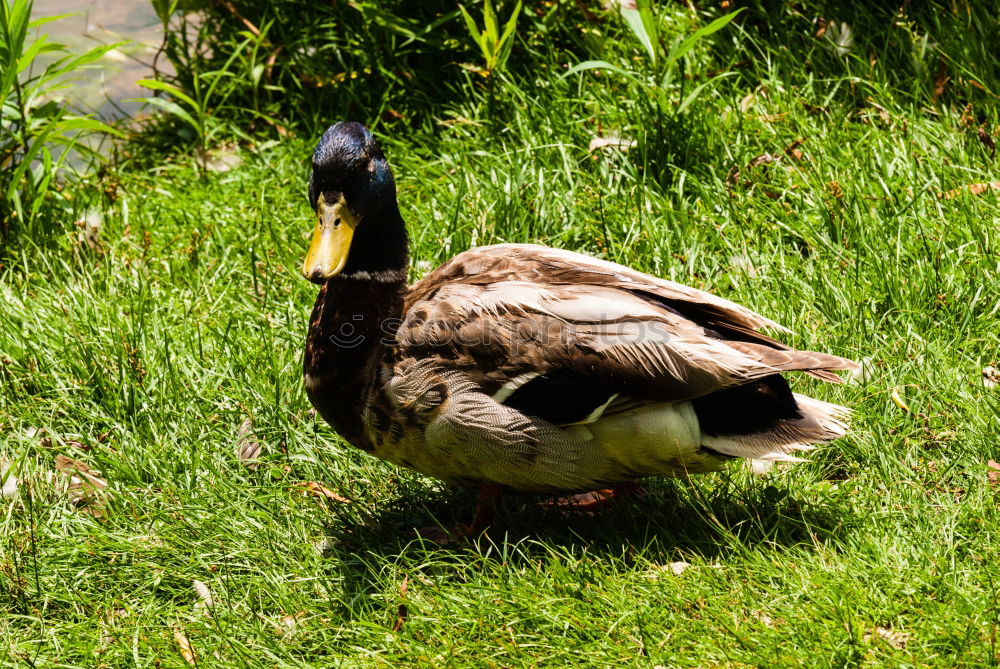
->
[319,476,857,605]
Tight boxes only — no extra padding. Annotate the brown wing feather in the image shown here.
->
[399,244,856,401]
[406,244,791,333]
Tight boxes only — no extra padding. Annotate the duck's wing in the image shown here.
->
[408,243,790,336]
[397,244,856,413]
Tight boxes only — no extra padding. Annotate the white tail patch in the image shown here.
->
[748,459,776,475]
[701,393,850,463]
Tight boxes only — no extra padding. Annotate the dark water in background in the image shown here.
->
[30,0,174,120]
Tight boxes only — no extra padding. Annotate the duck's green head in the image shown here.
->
[302,122,407,284]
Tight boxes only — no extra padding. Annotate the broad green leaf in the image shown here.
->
[499,0,521,49]
[16,36,54,73]
[483,0,498,45]
[675,72,734,114]
[150,0,180,26]
[136,78,198,110]
[28,12,74,29]
[495,0,521,71]
[2,0,32,65]
[202,37,249,103]
[666,9,743,68]
[457,6,477,40]
[348,2,418,40]
[621,6,655,65]
[36,43,124,86]
[564,60,643,85]
[15,128,56,177]
[410,9,462,47]
[348,3,459,48]
[56,116,124,138]
[458,5,483,48]
[5,188,24,221]
[134,96,199,131]
[637,0,659,59]
[29,163,56,219]
[656,86,669,113]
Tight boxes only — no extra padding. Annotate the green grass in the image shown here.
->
[2,2,1000,666]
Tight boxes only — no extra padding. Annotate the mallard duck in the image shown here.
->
[302,122,856,535]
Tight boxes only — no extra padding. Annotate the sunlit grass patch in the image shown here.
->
[2,1,999,665]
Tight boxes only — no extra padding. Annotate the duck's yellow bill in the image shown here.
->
[302,197,357,283]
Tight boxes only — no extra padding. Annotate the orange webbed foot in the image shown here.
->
[544,481,646,514]
[414,484,504,545]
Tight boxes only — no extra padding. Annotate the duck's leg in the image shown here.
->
[547,480,646,513]
[416,484,504,545]
[460,484,505,536]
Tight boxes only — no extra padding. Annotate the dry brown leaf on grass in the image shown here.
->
[254,610,307,636]
[588,134,636,153]
[644,561,691,577]
[726,159,768,188]
[756,612,776,628]
[783,137,807,161]
[74,212,103,254]
[55,454,108,516]
[939,182,1000,200]
[863,626,909,649]
[193,580,214,610]
[173,627,197,665]
[977,127,996,157]
[392,575,409,632]
[1,458,17,500]
[55,455,107,489]
[813,17,829,39]
[295,482,350,504]
[869,100,889,123]
[987,461,1000,488]
[933,60,950,102]
[801,101,829,116]
[727,141,807,192]
[196,143,242,172]
[412,525,459,546]
[749,153,779,168]
[235,417,262,465]
[279,611,306,637]
[740,86,770,114]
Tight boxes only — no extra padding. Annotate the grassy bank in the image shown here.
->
[2,1,999,666]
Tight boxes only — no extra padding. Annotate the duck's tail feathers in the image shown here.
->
[725,342,859,384]
[700,393,850,466]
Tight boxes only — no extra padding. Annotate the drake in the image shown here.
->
[302,122,857,536]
